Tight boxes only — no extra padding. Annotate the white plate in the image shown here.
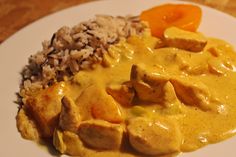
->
[0,0,236,156]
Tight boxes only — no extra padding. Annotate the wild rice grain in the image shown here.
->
[19,15,147,97]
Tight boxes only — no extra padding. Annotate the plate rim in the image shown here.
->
[1,0,236,157]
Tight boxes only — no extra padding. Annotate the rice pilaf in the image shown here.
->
[19,15,147,98]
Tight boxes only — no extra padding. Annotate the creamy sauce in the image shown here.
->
[21,32,236,157]
[68,34,236,155]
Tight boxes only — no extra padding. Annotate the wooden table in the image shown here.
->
[0,0,236,43]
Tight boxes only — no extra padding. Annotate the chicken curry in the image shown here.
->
[17,27,236,157]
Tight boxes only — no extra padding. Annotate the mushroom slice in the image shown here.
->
[164,27,207,52]
[127,117,181,155]
[59,96,81,132]
[78,120,123,150]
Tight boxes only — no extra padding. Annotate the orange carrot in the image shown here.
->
[91,101,124,123]
[140,4,202,38]
[90,89,124,123]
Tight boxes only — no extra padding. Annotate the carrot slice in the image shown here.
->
[140,4,202,38]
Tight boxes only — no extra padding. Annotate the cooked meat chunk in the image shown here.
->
[162,81,179,106]
[128,118,181,155]
[106,82,135,107]
[170,78,219,112]
[131,64,178,105]
[59,96,81,132]
[53,129,87,156]
[76,85,124,123]
[130,64,168,84]
[53,129,67,154]
[25,82,67,137]
[161,81,185,114]
[63,131,88,156]
[127,117,181,155]
[164,27,207,52]
[16,108,40,140]
[78,120,123,150]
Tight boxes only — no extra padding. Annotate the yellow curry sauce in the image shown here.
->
[19,30,236,157]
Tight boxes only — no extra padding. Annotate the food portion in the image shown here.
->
[140,4,202,37]
[127,117,181,155]
[164,27,207,52]
[16,3,236,157]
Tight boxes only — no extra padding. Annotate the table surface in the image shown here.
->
[0,0,235,43]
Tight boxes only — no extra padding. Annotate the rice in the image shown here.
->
[19,15,147,98]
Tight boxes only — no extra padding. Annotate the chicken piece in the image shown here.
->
[161,81,185,115]
[76,85,124,123]
[130,64,169,85]
[131,64,177,105]
[127,117,181,155]
[78,120,123,150]
[130,65,184,114]
[170,78,219,112]
[25,82,67,137]
[163,81,180,106]
[59,96,81,132]
[164,27,207,52]
[16,108,40,140]
[63,131,88,156]
[106,82,135,107]
[53,129,66,154]
[53,129,87,156]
